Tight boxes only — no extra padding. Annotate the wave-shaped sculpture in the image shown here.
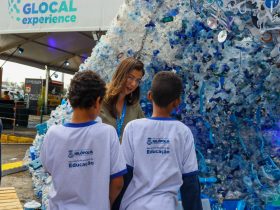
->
[28,0,280,209]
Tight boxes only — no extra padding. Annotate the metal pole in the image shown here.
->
[61,73,64,87]
[0,119,2,184]
[0,68,3,98]
[13,103,16,135]
[44,65,49,115]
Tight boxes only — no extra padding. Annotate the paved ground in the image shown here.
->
[1,144,38,206]
[0,115,47,206]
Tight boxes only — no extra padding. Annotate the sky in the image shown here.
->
[0,59,73,89]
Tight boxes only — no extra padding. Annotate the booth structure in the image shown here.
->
[0,100,29,129]
[0,0,124,92]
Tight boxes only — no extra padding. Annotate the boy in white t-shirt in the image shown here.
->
[120,71,202,210]
[40,70,127,210]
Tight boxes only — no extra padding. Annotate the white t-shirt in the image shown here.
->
[120,117,198,210]
[40,121,127,210]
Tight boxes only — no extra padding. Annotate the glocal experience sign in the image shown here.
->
[1,0,124,33]
[9,0,77,26]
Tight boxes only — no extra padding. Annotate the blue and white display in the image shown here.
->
[26,0,280,209]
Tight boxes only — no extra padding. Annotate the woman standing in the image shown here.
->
[101,57,145,210]
[100,57,145,140]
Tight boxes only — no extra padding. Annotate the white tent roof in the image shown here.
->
[0,31,105,74]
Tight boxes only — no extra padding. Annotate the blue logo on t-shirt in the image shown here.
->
[68,149,93,158]
[146,138,170,145]
[147,138,153,145]
[68,150,75,158]
[146,137,170,155]
[68,149,94,168]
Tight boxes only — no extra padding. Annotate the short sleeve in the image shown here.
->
[121,123,134,168]
[182,129,199,176]
[110,129,127,179]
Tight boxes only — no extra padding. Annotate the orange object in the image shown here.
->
[3,95,10,100]
[261,32,273,42]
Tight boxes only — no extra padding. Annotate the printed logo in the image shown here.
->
[8,0,78,26]
[146,138,170,145]
[146,137,171,155]
[68,150,75,158]
[147,138,152,145]
[68,149,94,169]
[8,0,21,22]
[68,149,93,158]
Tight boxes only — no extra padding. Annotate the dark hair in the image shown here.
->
[104,57,145,118]
[68,70,106,109]
[151,71,183,107]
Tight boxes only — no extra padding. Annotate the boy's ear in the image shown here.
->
[96,96,102,104]
[147,91,153,101]
[93,97,102,108]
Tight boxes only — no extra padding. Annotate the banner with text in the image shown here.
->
[0,0,123,34]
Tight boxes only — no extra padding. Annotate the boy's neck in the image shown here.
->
[151,104,172,118]
[72,108,96,123]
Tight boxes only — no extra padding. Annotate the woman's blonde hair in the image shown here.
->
[104,57,144,118]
